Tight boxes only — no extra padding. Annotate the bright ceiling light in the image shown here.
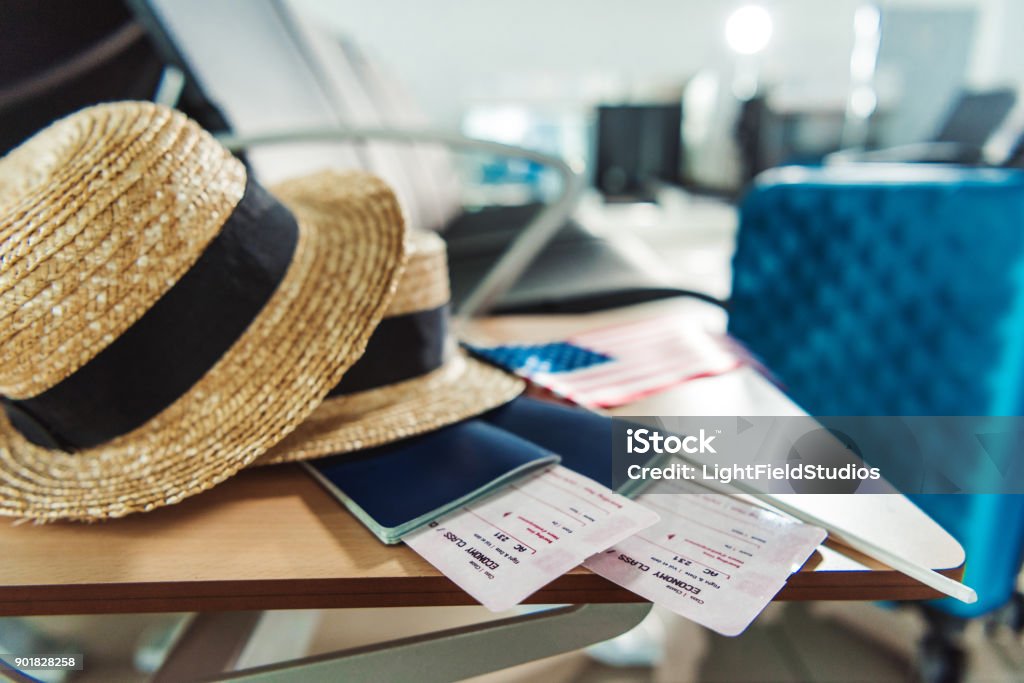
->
[725,5,774,55]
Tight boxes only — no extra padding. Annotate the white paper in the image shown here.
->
[584,480,826,636]
[404,465,660,612]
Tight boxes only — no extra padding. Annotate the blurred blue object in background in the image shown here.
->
[727,164,1024,676]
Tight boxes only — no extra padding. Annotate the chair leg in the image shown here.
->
[168,603,652,683]
[984,590,1024,636]
[915,606,967,683]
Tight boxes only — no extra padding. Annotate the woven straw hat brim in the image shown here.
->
[256,353,524,464]
[0,171,406,522]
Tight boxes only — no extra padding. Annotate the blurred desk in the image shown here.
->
[0,299,965,618]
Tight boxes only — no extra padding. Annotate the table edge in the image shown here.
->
[0,565,965,616]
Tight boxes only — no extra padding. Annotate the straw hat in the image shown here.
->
[0,101,407,522]
[258,230,524,464]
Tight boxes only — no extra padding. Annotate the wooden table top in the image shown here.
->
[0,463,963,616]
[0,300,966,615]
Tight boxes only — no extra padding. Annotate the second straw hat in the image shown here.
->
[0,101,407,521]
[258,229,525,464]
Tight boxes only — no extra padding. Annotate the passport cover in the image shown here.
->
[305,419,559,544]
[481,396,614,487]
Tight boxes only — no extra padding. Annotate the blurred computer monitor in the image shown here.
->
[594,103,682,202]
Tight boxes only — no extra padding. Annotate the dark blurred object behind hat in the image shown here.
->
[0,0,227,155]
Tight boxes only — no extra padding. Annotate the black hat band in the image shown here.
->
[3,175,298,450]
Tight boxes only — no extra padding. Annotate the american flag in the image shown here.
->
[470,316,743,408]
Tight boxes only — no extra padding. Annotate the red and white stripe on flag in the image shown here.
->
[531,316,742,408]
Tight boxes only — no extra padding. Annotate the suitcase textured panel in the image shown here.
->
[728,165,1024,617]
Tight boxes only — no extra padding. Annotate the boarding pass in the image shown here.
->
[403,464,660,612]
[584,479,826,635]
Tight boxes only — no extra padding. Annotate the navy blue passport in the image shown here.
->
[305,419,558,544]
[481,397,614,487]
